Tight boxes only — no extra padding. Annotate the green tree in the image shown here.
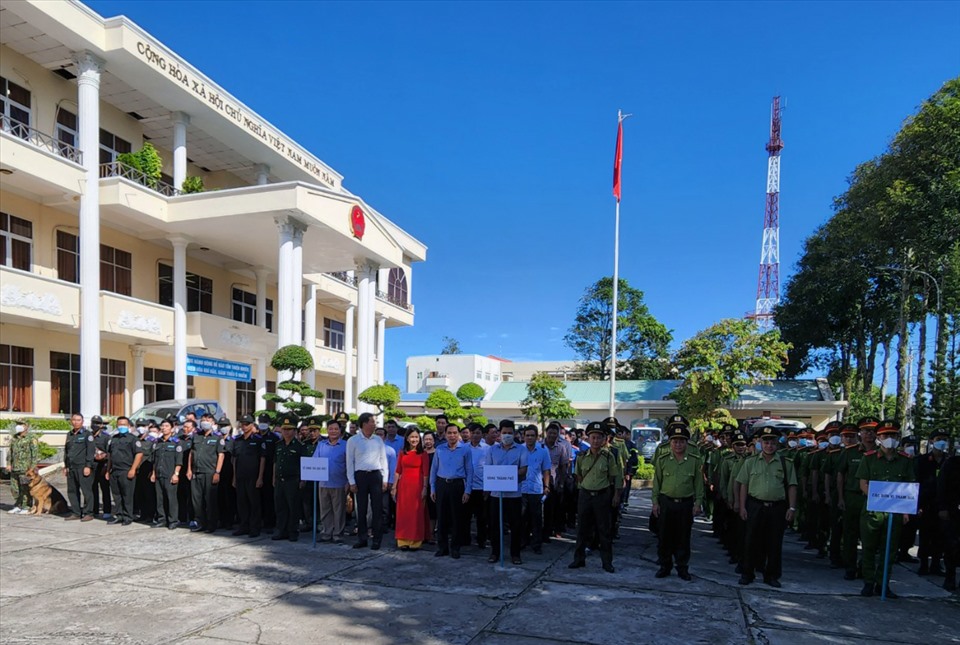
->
[263,344,323,418]
[670,319,790,432]
[358,383,401,415]
[117,142,163,189]
[564,277,673,380]
[520,372,578,431]
[425,389,460,412]
[440,336,462,355]
[456,383,485,406]
[413,415,437,432]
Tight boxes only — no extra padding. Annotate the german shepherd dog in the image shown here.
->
[20,467,68,515]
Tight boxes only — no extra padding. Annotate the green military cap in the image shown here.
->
[665,414,688,429]
[857,416,880,430]
[334,411,350,423]
[719,423,737,435]
[666,424,691,441]
[839,423,858,435]
[732,431,747,445]
[585,421,606,436]
[876,419,900,435]
[758,426,780,440]
[825,420,842,433]
[277,412,299,428]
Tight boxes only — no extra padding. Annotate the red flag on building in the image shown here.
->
[612,118,623,202]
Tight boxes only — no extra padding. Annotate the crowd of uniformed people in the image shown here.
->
[8,408,958,595]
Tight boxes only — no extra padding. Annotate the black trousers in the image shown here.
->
[355,470,383,544]
[744,497,788,581]
[261,478,276,529]
[155,476,179,526]
[66,467,94,517]
[191,473,218,530]
[177,474,193,523]
[92,462,111,515]
[918,504,942,563]
[109,469,136,522]
[489,496,522,558]
[274,478,301,539]
[218,458,236,528]
[573,488,613,567]
[235,477,262,533]
[657,495,694,571]
[544,487,565,535]
[522,493,544,549]
[435,478,465,550]
[465,489,488,546]
[134,462,155,521]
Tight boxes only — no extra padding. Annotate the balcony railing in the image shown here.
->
[326,271,357,287]
[1,115,82,164]
[377,289,412,311]
[100,162,180,197]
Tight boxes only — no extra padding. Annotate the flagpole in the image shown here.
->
[609,109,624,418]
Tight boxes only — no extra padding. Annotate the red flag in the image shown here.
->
[612,118,623,202]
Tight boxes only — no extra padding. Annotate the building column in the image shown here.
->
[169,236,189,400]
[219,379,231,421]
[275,217,294,347]
[344,304,355,413]
[376,315,386,385]
[255,267,269,330]
[355,265,373,401]
[256,358,267,412]
[303,283,317,406]
[291,222,305,346]
[364,264,378,389]
[131,346,146,413]
[75,51,103,418]
[172,111,190,191]
[255,163,270,186]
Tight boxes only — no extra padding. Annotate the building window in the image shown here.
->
[476,370,482,379]
[99,128,132,165]
[323,318,345,351]
[144,367,194,404]
[0,76,31,137]
[50,351,80,415]
[100,244,132,296]
[493,374,499,382]
[159,263,213,313]
[56,230,80,284]
[0,344,33,412]
[484,372,491,381]
[231,288,274,331]
[235,379,276,417]
[55,108,77,155]
[326,389,344,416]
[0,212,32,271]
[388,267,408,306]
[101,358,126,416]
[416,371,423,381]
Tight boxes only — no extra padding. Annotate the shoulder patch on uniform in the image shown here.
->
[87,435,94,441]
[136,441,142,447]
[176,446,182,452]
[220,439,226,446]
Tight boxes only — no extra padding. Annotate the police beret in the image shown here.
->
[666,425,690,441]
[217,417,232,427]
[719,423,737,435]
[665,414,688,429]
[258,412,272,423]
[857,416,880,429]
[135,418,149,427]
[585,421,606,436]
[825,421,842,432]
[239,414,255,425]
[876,419,900,435]
[839,423,858,435]
[732,432,747,445]
[91,415,104,424]
[929,428,950,440]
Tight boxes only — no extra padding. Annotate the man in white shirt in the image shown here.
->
[346,412,388,549]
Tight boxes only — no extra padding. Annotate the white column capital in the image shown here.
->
[130,345,147,358]
[168,235,190,249]
[355,261,378,279]
[171,111,191,126]
[72,51,104,78]
[254,163,270,186]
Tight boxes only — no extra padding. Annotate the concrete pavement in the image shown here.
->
[0,478,957,645]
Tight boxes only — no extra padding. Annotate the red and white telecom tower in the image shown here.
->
[750,96,783,331]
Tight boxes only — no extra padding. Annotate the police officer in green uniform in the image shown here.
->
[837,416,876,580]
[187,415,226,533]
[6,420,39,513]
[718,431,748,563]
[63,412,96,520]
[737,426,798,588]
[821,422,846,567]
[568,421,620,573]
[105,417,143,525]
[151,418,183,529]
[710,424,736,539]
[272,413,307,542]
[602,417,627,539]
[651,415,704,580]
[854,419,916,598]
[808,425,834,556]
[232,414,266,537]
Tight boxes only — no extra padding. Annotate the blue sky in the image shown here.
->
[88,1,960,386]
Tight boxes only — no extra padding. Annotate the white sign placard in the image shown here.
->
[866,481,919,514]
[300,457,329,482]
[483,465,519,493]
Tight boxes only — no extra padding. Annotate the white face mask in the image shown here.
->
[828,435,842,446]
[14,424,25,434]
[818,441,829,450]
[200,421,213,432]
[705,435,714,443]
[880,437,899,450]
[501,433,515,446]
[754,441,762,452]
[787,440,798,449]
[933,440,949,452]
[258,423,269,431]
[904,445,916,456]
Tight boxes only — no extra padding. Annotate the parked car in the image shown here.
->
[746,418,807,439]
[130,399,225,425]
[632,426,663,461]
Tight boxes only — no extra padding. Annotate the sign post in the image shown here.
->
[301,457,330,548]
[484,464,519,570]
[866,481,919,601]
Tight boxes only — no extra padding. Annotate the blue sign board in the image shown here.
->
[186,354,251,382]
[866,481,919,515]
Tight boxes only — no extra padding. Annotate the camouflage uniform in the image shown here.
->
[8,430,40,508]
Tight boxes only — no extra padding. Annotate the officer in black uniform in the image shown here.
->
[273,412,306,542]
[105,420,144,525]
[152,417,183,529]
[188,415,226,532]
[177,419,197,528]
[232,414,267,537]
[258,413,279,532]
[216,417,237,529]
[133,419,155,522]
[90,415,112,519]
[63,412,96,520]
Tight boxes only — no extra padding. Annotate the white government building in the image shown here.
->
[0,1,426,427]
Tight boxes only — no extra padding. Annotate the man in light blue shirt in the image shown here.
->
[313,420,348,543]
[484,420,528,564]
[462,423,491,548]
[520,425,552,555]
[383,419,406,457]
[430,425,474,558]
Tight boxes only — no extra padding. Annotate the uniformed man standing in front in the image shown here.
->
[821,422,846,568]
[258,413,279,533]
[855,419,916,598]
[273,413,306,542]
[568,422,620,573]
[232,414,266,537]
[6,420,39,514]
[651,416,704,581]
[90,415,112,520]
[63,412,96,521]
[151,418,182,529]
[187,415,226,533]
[105,416,143,525]
[737,426,798,588]
[837,417,877,581]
